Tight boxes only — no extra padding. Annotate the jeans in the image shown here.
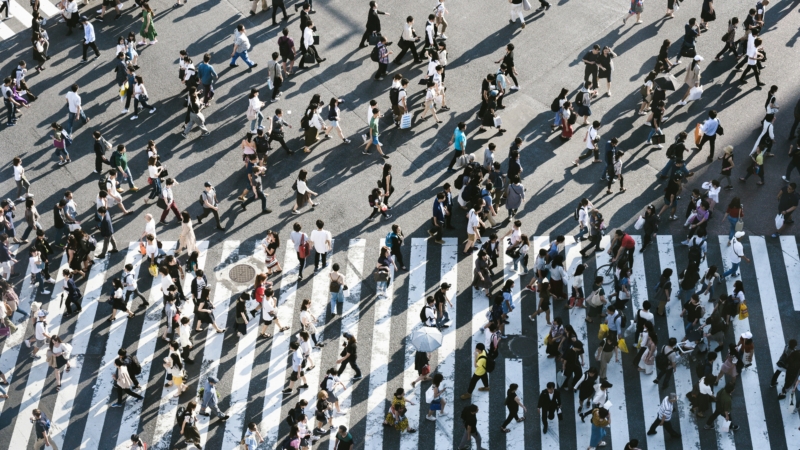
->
[458,428,482,450]
[329,289,343,313]
[512,254,528,272]
[119,167,135,188]
[4,99,15,124]
[231,50,255,67]
[249,111,264,132]
[149,177,162,200]
[553,111,562,127]
[658,159,689,178]
[66,110,87,134]
[436,309,450,327]
[647,127,663,142]
[726,216,738,242]
[700,281,715,300]
[722,262,740,279]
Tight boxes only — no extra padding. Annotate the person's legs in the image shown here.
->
[647,416,661,433]
[272,77,282,100]
[663,419,680,436]
[467,373,480,393]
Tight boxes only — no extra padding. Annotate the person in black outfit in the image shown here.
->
[561,340,584,388]
[63,269,83,315]
[242,166,272,213]
[500,383,526,433]
[537,382,562,434]
[359,1,389,48]
[582,45,600,89]
[336,334,362,380]
[271,0,288,25]
[117,348,141,389]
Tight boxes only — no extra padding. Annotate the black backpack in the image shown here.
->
[453,175,464,190]
[128,355,142,376]
[688,238,705,263]
[619,312,628,329]
[389,87,400,106]
[86,235,97,251]
[176,406,186,424]
[420,306,429,324]
[370,45,380,62]
[480,354,496,373]
[550,96,561,112]
[655,346,675,371]
[300,114,310,130]
[576,91,585,105]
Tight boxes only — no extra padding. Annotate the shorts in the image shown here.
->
[429,398,442,411]
[663,194,675,207]
[372,135,381,146]
[329,120,339,128]
[260,317,273,325]
[290,370,304,381]
[34,339,46,348]
[281,53,295,63]
[467,233,476,242]
[102,0,116,7]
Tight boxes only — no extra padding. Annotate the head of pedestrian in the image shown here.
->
[546,382,556,393]
[80,15,89,25]
[237,24,246,34]
[303,2,310,11]
[593,120,601,129]
[690,293,700,304]
[428,13,435,22]
[592,44,601,54]
[165,178,175,187]
[593,276,603,287]
[369,0,377,8]
[457,122,466,132]
[372,107,380,117]
[734,230,745,241]
[668,393,678,403]
[204,182,213,191]
[475,342,486,353]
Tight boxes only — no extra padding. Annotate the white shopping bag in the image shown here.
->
[776,213,785,230]
[494,116,503,127]
[400,113,412,130]
[688,85,704,101]
[634,215,645,230]
[720,419,731,432]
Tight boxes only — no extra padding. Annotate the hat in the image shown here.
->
[37,310,47,318]
[441,283,452,290]
[741,332,753,340]
[694,55,704,61]
[80,15,89,22]
[600,380,613,389]
[208,376,219,384]
[204,181,212,187]
[734,231,746,239]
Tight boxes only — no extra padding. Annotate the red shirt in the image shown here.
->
[620,234,635,249]
[254,285,265,303]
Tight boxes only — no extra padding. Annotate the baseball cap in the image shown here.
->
[208,376,219,384]
[441,283,451,289]
[204,182,212,187]
[734,231,745,239]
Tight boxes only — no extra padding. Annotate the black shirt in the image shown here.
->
[462,412,477,429]
[779,187,800,212]
[505,390,519,408]
[582,51,598,67]
[344,342,357,359]
[684,24,699,46]
[503,51,515,68]
[434,290,447,311]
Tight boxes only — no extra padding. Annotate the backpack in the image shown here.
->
[550,96,561,112]
[665,142,681,159]
[479,354,496,373]
[53,205,65,229]
[389,87,400,106]
[128,355,142,376]
[175,406,186,425]
[38,413,51,432]
[488,332,500,359]
[576,91,585,105]
[655,346,675,371]
[619,312,628,329]
[385,232,396,248]
[453,175,464,191]
[370,45,380,62]
[420,305,431,324]
[98,174,110,192]
[688,238,705,263]
[320,376,331,391]
[300,114,310,130]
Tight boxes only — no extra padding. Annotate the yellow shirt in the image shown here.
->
[755,153,764,166]
[474,351,488,376]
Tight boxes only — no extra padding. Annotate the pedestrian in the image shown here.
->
[771,182,799,237]
[359,1,388,48]
[277,28,296,75]
[94,207,118,258]
[196,53,218,106]
[2,77,26,127]
[622,0,643,25]
[137,2,157,46]
[361,107,390,158]
[424,372,448,421]
[336,333,362,380]
[47,335,72,390]
[196,181,224,230]
[740,145,765,185]
[299,299,323,348]
[110,357,142,407]
[560,101,575,140]
[695,110,720,161]
[647,394,681,437]
[65,83,89,135]
[675,18,700,65]
[177,401,201,448]
[110,145,139,192]
[291,170,320,215]
[703,383,739,431]
[496,44,520,90]
[248,0,267,15]
[91,131,112,175]
[783,137,800,182]
[588,407,610,450]
[230,24,256,69]
[241,165,272,214]
[596,46,617,96]
[509,0,525,29]
[582,44,601,89]
[460,343,491,399]
[299,19,326,69]
[699,0,716,30]
[739,37,765,86]
[458,404,486,450]
[181,87,210,138]
[677,55,703,106]
[423,14,436,52]
[31,409,54,450]
[654,337,678,388]
[428,192,447,244]
[383,388,417,433]
[715,145,735,190]
[122,262,148,308]
[244,422,265,450]
[261,231,283,276]
[394,16,421,64]
[715,17,740,61]
[199,376,229,420]
[537,381,562,434]
[159,178,181,223]
[63,0,79,35]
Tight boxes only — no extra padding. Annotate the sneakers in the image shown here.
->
[149,107,157,114]
[426,415,437,421]
[130,115,139,120]
[351,375,363,381]
[121,109,128,114]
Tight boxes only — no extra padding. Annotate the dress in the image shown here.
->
[700,0,716,22]
[196,299,215,324]
[179,221,198,254]
[597,53,614,81]
[140,11,158,41]
[384,396,410,431]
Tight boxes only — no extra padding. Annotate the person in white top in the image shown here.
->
[12,156,30,203]
[291,169,319,215]
[419,81,442,123]
[80,16,100,62]
[25,310,51,358]
[463,204,484,254]
[434,0,449,39]
[141,213,157,241]
[299,19,325,69]
[309,219,332,271]
[105,170,131,214]
[575,121,601,166]
[395,16,422,64]
[65,83,88,134]
[721,231,750,279]
[750,113,775,156]
[159,178,181,223]
[739,36,765,85]
[28,249,52,295]
[62,0,79,35]
[178,316,194,363]
[230,24,257,69]
[130,76,156,120]
[284,341,308,393]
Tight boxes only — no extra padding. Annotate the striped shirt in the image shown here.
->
[657,396,674,421]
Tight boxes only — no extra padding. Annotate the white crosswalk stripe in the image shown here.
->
[2,235,800,450]
[0,0,60,41]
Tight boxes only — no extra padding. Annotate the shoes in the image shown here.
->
[352,375,363,381]
[130,115,139,120]
[704,424,714,430]
[149,108,156,114]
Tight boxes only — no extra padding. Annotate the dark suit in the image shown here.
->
[98,211,117,256]
[360,8,386,46]
[537,389,562,433]
[65,278,83,314]
[481,240,499,270]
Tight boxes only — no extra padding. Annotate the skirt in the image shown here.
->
[112,297,128,310]
[325,388,339,403]
[384,412,409,431]
[55,354,68,369]
[701,9,716,22]
[183,424,201,442]
[550,279,565,298]
[304,127,319,147]
[296,191,310,207]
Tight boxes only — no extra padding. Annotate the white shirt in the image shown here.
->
[295,180,308,195]
[401,23,414,41]
[425,21,435,43]
[133,83,147,100]
[751,121,774,155]
[83,22,96,43]
[427,59,439,77]
[397,88,407,106]
[162,186,174,203]
[703,182,721,203]
[729,239,744,264]
[148,165,160,178]
[466,209,480,234]
[123,270,138,291]
[66,91,81,113]
[35,320,47,340]
[261,296,276,320]
[509,228,522,246]
[290,231,308,252]
[303,27,314,49]
[179,323,191,347]
[637,309,655,326]
[144,219,156,240]
[183,64,196,81]
[113,287,124,300]
[585,126,598,150]
[309,229,331,253]
[291,347,304,372]
[29,254,42,274]
[700,118,719,136]
[146,242,159,259]
[13,165,23,181]
[309,113,325,131]
[161,275,174,296]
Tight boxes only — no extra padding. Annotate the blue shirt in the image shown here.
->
[453,129,466,151]
[196,62,218,86]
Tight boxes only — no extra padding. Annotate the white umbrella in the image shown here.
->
[411,327,443,352]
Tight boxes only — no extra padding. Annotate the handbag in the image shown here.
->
[738,301,749,320]
[721,419,732,432]
[298,234,311,259]
[139,241,147,255]
[148,263,158,277]
[598,324,609,340]
[303,52,316,64]
[694,123,703,146]
[735,209,744,232]
[420,364,431,376]
[140,94,149,102]
[54,138,65,149]
[618,338,629,354]
[313,35,320,46]
[634,215,645,230]
[156,197,167,209]
[399,113,412,130]
[544,333,551,345]
[368,32,381,46]
[493,116,503,128]
[594,346,603,362]
[522,0,532,11]
[652,134,666,145]
[373,270,390,283]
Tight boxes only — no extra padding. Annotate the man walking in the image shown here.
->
[159,178,181,224]
[122,263,148,308]
[428,192,447,244]
[537,381,562,434]
[582,45,601,89]
[310,219,331,271]
[647,393,681,437]
[230,25,257,69]
[394,16,421,64]
[65,83,89,134]
[241,166,272,214]
[359,1,389,48]
[771,182,799,237]
[182,88,210,138]
[654,337,678,389]
[197,182,224,230]
[283,341,309,393]
[447,122,468,171]
[32,409,56,450]
[200,376,229,421]
[374,36,391,81]
[721,231,749,279]
[95,207,118,258]
[703,384,739,431]
[196,53,218,106]
[299,18,326,69]
[80,16,100,63]
[111,145,139,192]
[696,110,721,161]
[460,343,491,399]
[458,404,486,450]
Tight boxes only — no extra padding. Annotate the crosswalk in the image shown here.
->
[0,234,799,449]
[0,0,60,41]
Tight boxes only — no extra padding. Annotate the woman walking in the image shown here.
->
[589,407,611,449]
[699,0,716,30]
[51,123,71,166]
[131,76,156,120]
[247,88,265,132]
[654,41,674,73]
[596,46,617,96]
[327,98,351,143]
[720,197,743,243]
[163,353,187,397]
[638,71,657,116]
[261,230,283,275]
[292,169,320,214]
[597,335,618,380]
[111,358,143,407]
[500,383,526,433]
[716,145,735,190]
[715,17,739,60]
[177,211,197,255]
[48,335,71,391]
[195,288,225,332]
[336,334,363,380]
[551,88,569,130]
[109,278,134,321]
[32,31,48,72]
[678,55,702,106]
[179,401,202,448]
[639,205,658,251]
[144,156,163,205]
[559,101,575,140]
[383,388,417,433]
[138,2,158,46]
[380,164,395,208]
[425,373,447,421]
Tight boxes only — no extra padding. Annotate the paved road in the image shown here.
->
[1,0,800,448]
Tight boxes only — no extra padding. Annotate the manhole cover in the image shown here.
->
[228,264,256,284]
[508,336,537,358]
